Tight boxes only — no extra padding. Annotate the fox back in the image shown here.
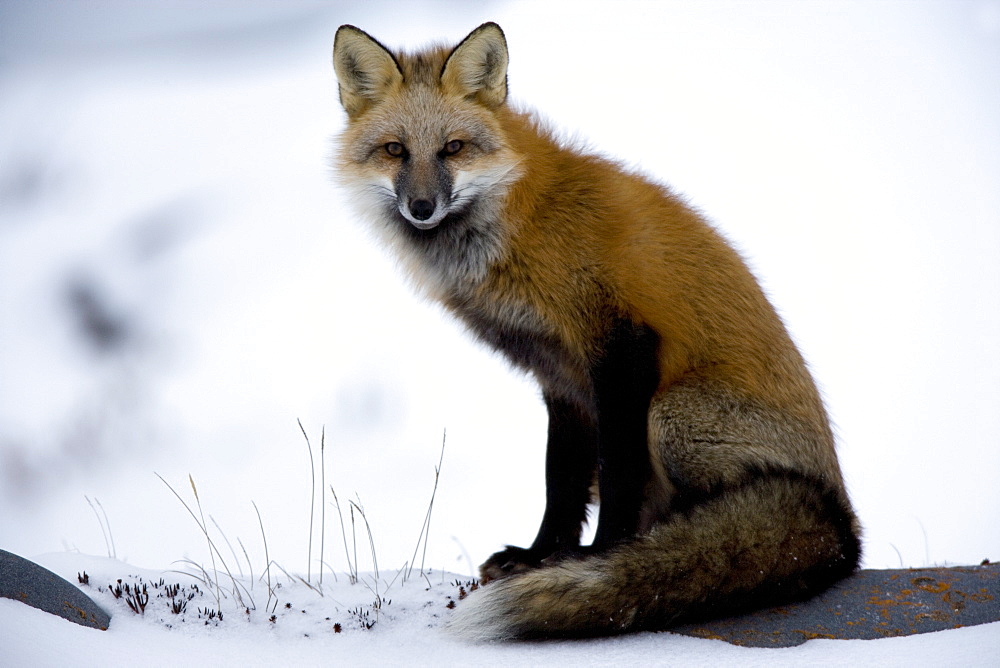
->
[332,23,860,640]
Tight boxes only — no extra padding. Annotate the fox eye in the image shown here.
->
[384,142,405,157]
[443,139,464,156]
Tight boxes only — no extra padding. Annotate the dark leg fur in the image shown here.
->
[480,395,597,581]
[480,318,660,581]
[590,320,659,549]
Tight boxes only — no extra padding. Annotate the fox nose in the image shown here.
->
[409,199,436,221]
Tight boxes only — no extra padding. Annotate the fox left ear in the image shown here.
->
[441,22,509,108]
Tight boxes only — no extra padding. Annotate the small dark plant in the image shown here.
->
[198,607,223,623]
[125,583,149,615]
[348,605,376,630]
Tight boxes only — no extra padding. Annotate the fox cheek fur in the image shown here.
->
[332,22,861,640]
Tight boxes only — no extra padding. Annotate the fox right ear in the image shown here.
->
[333,25,404,118]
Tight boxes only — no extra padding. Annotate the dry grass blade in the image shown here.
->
[320,426,327,589]
[329,486,357,583]
[407,430,446,581]
[155,472,253,612]
[252,500,276,614]
[189,474,221,611]
[211,515,245,579]
[85,495,114,559]
[298,419,316,585]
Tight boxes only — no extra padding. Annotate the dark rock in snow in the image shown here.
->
[0,549,111,630]
[671,563,1000,647]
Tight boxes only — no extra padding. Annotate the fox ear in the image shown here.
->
[333,25,404,118]
[441,22,508,108]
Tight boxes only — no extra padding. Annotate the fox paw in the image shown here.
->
[479,546,544,584]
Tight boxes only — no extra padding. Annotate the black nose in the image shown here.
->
[409,199,435,221]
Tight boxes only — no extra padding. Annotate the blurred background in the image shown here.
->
[1,0,998,578]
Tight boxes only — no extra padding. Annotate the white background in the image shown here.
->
[1,1,998,582]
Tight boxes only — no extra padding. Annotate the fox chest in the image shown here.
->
[446,291,593,403]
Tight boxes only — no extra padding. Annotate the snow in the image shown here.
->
[3,553,999,666]
[1,0,999,663]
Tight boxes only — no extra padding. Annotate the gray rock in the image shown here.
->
[671,563,1000,647]
[0,549,110,630]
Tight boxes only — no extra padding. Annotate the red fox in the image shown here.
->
[332,22,861,640]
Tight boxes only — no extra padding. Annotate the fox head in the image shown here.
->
[332,22,522,247]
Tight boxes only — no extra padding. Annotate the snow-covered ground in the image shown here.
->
[2,0,999,663]
[3,553,998,666]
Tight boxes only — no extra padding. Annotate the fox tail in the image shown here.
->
[448,469,860,640]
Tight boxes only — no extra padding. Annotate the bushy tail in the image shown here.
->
[449,470,860,640]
